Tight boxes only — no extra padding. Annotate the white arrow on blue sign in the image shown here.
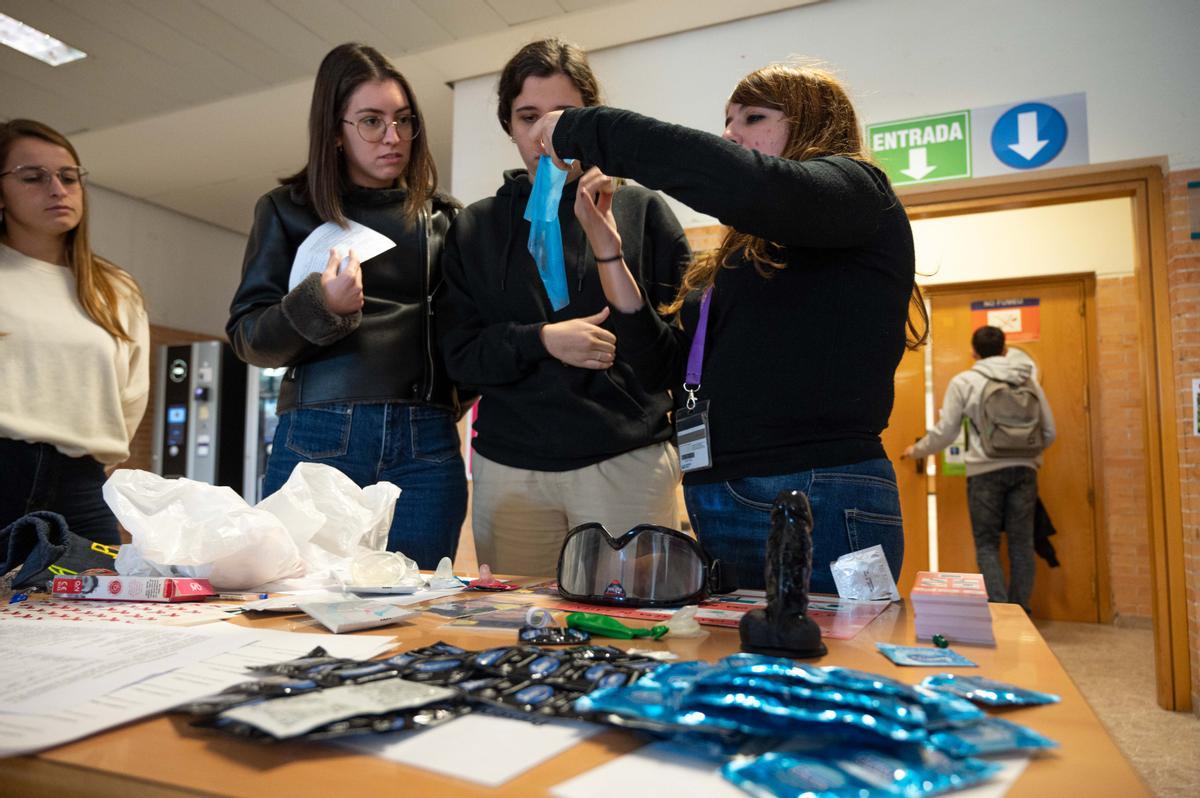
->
[971,93,1088,177]
[991,102,1068,169]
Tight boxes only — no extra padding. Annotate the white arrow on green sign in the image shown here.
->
[866,111,971,186]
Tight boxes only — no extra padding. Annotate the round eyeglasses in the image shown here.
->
[342,114,420,143]
[0,165,88,190]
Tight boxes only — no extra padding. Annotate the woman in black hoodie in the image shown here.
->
[438,39,690,577]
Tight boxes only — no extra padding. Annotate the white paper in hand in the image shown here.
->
[288,220,395,291]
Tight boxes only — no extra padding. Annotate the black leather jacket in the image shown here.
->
[226,183,461,413]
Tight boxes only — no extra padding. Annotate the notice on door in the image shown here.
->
[970,298,1040,342]
[1192,379,1200,437]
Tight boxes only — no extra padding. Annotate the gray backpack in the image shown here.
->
[972,374,1045,458]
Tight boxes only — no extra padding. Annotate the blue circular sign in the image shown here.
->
[991,102,1067,170]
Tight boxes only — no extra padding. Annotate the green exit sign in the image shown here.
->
[867,111,972,186]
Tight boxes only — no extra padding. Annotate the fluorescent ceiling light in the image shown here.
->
[0,13,86,66]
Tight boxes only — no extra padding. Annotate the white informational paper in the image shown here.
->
[550,743,1031,798]
[340,713,602,787]
[0,618,257,714]
[551,741,745,798]
[0,625,392,757]
[287,220,395,290]
[298,600,417,633]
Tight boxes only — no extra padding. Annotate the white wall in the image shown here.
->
[452,0,1200,227]
[87,185,247,336]
[911,197,1136,286]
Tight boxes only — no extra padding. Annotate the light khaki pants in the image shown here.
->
[471,442,681,577]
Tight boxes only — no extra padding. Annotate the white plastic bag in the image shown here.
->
[105,464,402,592]
[104,470,304,590]
[257,463,399,555]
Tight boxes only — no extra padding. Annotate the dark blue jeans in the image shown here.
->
[683,458,904,594]
[0,438,120,546]
[966,466,1037,611]
[263,403,467,568]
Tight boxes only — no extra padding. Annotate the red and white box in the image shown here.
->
[51,575,215,602]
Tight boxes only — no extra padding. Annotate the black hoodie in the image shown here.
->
[437,169,690,471]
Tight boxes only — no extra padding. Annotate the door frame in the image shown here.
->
[897,159,1189,711]
[922,274,1105,622]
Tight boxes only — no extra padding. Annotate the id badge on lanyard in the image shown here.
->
[675,287,714,473]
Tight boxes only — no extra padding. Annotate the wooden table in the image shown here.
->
[1,592,1150,797]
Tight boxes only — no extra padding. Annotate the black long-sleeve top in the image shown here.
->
[437,170,690,471]
[552,106,914,484]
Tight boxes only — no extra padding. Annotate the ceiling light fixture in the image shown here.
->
[0,13,86,66]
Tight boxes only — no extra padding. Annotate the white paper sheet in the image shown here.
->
[550,742,1031,798]
[287,220,395,290]
[340,713,602,787]
[551,741,745,798]
[0,618,257,714]
[0,625,392,757]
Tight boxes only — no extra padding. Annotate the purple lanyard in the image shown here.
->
[683,287,712,410]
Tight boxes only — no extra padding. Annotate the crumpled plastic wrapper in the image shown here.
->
[106,463,400,591]
[829,544,900,601]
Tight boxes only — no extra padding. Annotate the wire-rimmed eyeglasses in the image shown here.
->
[342,114,420,143]
[0,165,88,190]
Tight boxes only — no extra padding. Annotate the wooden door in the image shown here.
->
[881,345,929,596]
[927,278,1098,621]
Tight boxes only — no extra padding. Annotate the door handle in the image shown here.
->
[914,437,924,476]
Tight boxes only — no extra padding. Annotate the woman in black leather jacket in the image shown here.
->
[226,43,467,567]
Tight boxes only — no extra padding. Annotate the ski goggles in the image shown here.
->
[556,523,731,608]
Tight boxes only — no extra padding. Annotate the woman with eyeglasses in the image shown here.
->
[227,43,468,566]
[0,119,149,546]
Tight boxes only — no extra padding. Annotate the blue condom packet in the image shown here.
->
[920,673,1061,706]
[877,643,978,667]
[930,716,1059,757]
[691,673,926,728]
[722,744,1000,798]
[682,689,928,743]
[524,155,573,311]
[715,655,981,727]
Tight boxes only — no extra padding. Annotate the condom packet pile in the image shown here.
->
[175,641,665,742]
[576,653,1061,795]
[575,653,983,745]
[920,673,1062,706]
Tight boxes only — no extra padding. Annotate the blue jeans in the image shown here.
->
[263,403,467,568]
[0,438,120,546]
[683,458,904,594]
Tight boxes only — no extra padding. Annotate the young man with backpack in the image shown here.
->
[903,326,1056,612]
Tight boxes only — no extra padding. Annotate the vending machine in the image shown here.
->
[150,341,247,493]
[150,342,287,502]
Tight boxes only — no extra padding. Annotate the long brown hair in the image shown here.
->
[0,119,142,342]
[284,43,437,226]
[664,64,929,350]
[496,38,602,134]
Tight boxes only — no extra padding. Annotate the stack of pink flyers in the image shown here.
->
[910,571,995,646]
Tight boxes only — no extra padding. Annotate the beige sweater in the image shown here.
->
[0,244,149,464]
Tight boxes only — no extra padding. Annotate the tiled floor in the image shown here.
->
[1036,619,1200,797]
